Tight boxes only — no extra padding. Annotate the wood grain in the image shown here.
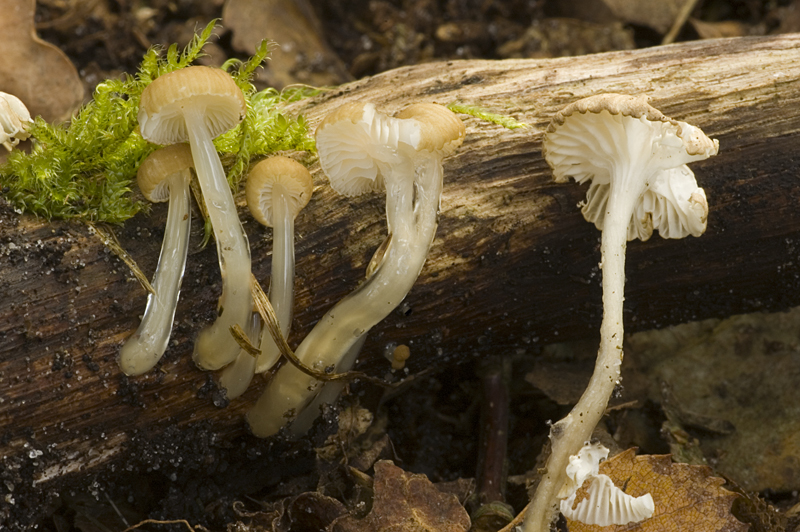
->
[1,33,799,489]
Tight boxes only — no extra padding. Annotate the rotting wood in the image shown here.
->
[1,34,800,495]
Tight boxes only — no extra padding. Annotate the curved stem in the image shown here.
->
[183,107,253,370]
[255,187,294,373]
[119,171,191,376]
[246,156,442,438]
[288,333,368,436]
[523,194,630,532]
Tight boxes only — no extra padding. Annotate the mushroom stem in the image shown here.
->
[255,185,295,372]
[118,171,191,376]
[217,310,261,399]
[183,106,253,370]
[246,155,442,438]
[524,188,637,532]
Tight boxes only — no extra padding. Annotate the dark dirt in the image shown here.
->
[6,0,800,531]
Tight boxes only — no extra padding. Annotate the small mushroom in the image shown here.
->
[0,92,32,151]
[524,94,718,532]
[138,65,253,371]
[119,144,194,376]
[246,102,464,437]
[219,156,313,399]
[559,442,654,526]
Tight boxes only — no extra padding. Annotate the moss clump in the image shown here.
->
[0,21,317,223]
[447,102,528,129]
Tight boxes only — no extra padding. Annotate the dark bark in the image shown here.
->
[1,33,800,489]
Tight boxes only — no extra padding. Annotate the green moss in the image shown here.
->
[0,21,317,223]
[447,102,528,130]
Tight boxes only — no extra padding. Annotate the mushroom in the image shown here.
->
[118,143,194,376]
[524,94,718,532]
[246,102,465,437]
[138,65,253,371]
[219,156,313,399]
[0,92,32,151]
[559,442,654,526]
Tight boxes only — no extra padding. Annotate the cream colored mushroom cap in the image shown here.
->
[315,102,418,197]
[544,93,719,185]
[137,143,194,202]
[138,66,246,145]
[394,103,465,156]
[246,156,314,227]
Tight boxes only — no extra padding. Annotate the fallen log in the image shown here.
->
[1,33,799,506]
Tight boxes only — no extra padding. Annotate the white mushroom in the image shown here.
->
[138,65,253,371]
[118,144,194,376]
[524,94,718,532]
[0,92,32,151]
[246,102,465,437]
[219,156,313,399]
[559,442,654,527]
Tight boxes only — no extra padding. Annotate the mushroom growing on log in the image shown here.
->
[1,34,800,500]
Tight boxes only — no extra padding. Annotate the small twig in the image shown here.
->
[249,275,384,384]
[121,519,196,532]
[87,221,154,295]
[230,324,261,358]
[662,0,703,45]
[103,488,130,527]
[188,178,213,249]
[476,356,511,505]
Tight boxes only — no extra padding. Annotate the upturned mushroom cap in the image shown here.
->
[246,156,314,226]
[394,103,465,156]
[137,144,194,203]
[315,102,419,197]
[544,93,718,240]
[138,66,246,145]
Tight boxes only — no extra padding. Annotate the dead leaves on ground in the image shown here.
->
[566,450,747,532]
[0,0,83,122]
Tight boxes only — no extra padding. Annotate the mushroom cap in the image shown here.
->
[138,66,246,145]
[137,143,194,202]
[544,93,718,240]
[544,94,718,185]
[394,103,465,156]
[245,156,314,226]
[315,102,419,197]
[0,92,32,149]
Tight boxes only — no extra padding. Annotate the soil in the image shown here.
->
[5,0,800,531]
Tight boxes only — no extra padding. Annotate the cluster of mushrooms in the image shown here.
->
[112,65,719,531]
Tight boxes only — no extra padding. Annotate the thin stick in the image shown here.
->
[87,221,154,295]
[662,0,703,45]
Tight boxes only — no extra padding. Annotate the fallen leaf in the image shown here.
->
[601,0,691,34]
[566,450,747,532]
[222,0,352,89]
[332,460,471,532]
[689,19,753,39]
[0,0,83,122]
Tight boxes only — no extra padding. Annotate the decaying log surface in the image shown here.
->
[1,33,800,493]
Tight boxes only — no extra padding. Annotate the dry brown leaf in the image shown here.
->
[566,450,747,532]
[0,0,83,122]
[689,18,753,39]
[222,0,351,89]
[601,0,690,33]
[332,460,471,532]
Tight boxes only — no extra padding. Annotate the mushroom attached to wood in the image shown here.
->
[219,156,313,399]
[246,102,465,438]
[138,65,253,371]
[524,94,718,532]
[119,144,194,376]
